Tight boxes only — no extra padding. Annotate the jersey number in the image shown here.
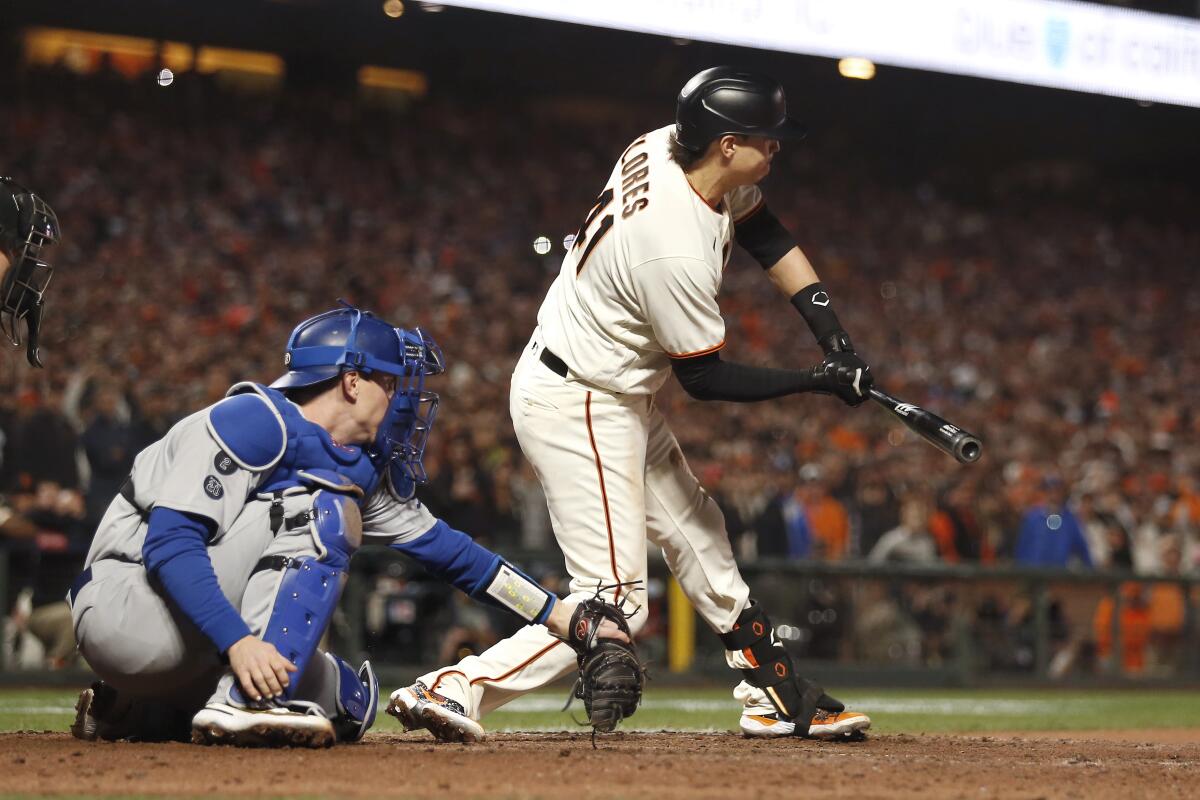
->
[573,188,614,274]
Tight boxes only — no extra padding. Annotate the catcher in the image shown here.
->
[68,303,640,747]
[1,176,60,367]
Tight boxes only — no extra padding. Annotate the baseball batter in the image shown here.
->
[1,177,60,367]
[392,67,873,741]
[68,304,627,747]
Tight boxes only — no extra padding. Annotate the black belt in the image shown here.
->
[68,566,93,606]
[539,347,569,378]
[67,554,140,606]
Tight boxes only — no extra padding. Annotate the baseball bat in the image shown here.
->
[868,387,982,464]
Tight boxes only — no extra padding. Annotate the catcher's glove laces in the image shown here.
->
[558,580,647,747]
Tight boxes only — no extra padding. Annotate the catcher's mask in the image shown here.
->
[271,301,444,491]
[0,178,61,367]
[376,326,443,497]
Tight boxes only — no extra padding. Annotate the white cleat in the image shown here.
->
[387,682,485,743]
[740,707,871,740]
[740,710,798,738]
[191,702,335,748]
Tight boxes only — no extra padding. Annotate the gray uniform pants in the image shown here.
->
[70,490,341,724]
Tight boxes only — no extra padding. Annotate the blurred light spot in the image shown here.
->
[383,0,405,18]
[1046,514,1063,530]
[880,281,897,299]
[421,2,445,10]
[1136,99,1154,107]
[562,233,577,250]
[838,57,876,80]
[358,65,428,96]
[672,38,691,46]
[887,428,906,447]
[532,236,552,255]
[777,624,800,641]
[156,67,174,87]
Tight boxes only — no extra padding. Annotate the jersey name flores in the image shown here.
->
[536,125,763,395]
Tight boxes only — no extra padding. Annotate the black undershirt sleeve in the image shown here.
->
[734,203,796,269]
[671,351,818,403]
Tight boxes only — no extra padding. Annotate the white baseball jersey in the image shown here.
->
[537,124,764,395]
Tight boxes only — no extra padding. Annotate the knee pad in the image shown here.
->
[719,601,843,721]
[325,653,378,742]
[307,490,362,571]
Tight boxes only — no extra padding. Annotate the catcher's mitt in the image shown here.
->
[566,597,644,736]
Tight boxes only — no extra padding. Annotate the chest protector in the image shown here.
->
[209,382,382,501]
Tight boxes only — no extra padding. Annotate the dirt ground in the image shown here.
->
[4,729,1199,799]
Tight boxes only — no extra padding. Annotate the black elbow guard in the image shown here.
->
[734,204,795,269]
[671,352,718,400]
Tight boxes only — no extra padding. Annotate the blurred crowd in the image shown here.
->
[2,66,1198,672]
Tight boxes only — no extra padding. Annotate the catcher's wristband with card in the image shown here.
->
[392,521,555,624]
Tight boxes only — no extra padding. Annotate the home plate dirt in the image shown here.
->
[3,730,1198,798]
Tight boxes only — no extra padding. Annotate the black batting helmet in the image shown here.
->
[674,66,806,153]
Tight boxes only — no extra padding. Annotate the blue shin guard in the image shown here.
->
[264,557,342,698]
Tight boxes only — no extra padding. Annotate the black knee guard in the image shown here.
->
[719,602,844,721]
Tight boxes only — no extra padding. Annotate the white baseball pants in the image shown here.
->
[417,333,753,718]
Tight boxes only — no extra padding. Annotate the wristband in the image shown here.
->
[482,561,556,624]
[790,283,855,354]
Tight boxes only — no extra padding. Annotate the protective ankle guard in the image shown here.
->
[719,602,841,723]
[326,653,378,742]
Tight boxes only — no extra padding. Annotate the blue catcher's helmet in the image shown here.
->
[271,302,445,495]
[272,303,411,390]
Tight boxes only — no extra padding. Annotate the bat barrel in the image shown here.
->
[868,387,983,465]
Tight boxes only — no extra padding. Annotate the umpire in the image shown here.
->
[1,176,61,368]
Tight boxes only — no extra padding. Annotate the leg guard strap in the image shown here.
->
[720,602,843,721]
